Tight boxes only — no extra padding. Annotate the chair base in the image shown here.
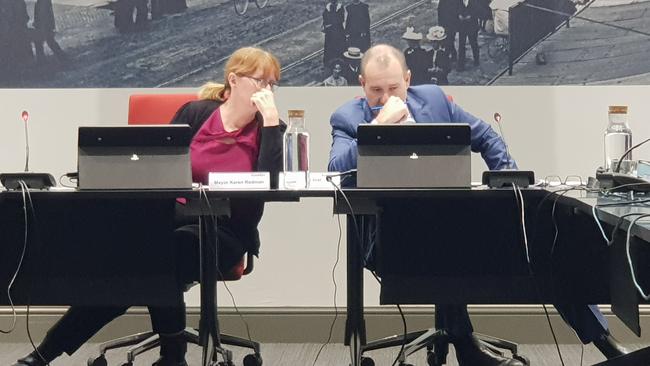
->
[359,329,530,366]
[87,328,261,366]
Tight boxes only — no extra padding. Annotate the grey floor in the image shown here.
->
[1,342,638,366]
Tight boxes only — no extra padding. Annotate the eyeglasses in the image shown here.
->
[242,75,279,91]
[542,175,584,187]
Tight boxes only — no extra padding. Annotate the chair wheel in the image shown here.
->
[243,353,263,366]
[360,356,375,366]
[87,355,108,366]
[514,354,530,365]
[120,363,133,366]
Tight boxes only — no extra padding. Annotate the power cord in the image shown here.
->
[325,176,409,366]
[0,181,29,334]
[197,186,254,359]
[624,214,650,300]
[19,180,50,365]
[312,206,343,366]
[513,184,566,366]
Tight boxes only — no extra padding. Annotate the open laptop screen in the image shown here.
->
[77,125,192,190]
[356,123,471,188]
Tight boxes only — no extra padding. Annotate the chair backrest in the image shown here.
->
[128,94,198,125]
[127,93,250,281]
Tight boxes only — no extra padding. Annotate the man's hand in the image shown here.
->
[375,96,409,124]
[251,89,279,127]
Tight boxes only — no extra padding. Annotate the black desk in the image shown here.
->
[332,188,650,366]
[0,188,327,366]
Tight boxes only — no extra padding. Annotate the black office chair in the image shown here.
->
[360,327,529,366]
[355,201,531,366]
[86,94,261,366]
[86,253,261,366]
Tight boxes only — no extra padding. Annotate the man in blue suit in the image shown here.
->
[328,44,627,365]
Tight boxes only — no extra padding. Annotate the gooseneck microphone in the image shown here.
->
[482,112,535,188]
[493,112,513,169]
[21,111,30,172]
[0,111,56,190]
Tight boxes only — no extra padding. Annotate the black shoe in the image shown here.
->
[12,353,47,366]
[593,333,629,359]
[152,356,188,366]
[455,335,525,366]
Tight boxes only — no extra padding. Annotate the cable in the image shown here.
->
[390,304,407,366]
[20,181,50,365]
[592,205,610,243]
[615,137,650,173]
[516,184,567,366]
[198,185,254,357]
[0,181,29,334]
[312,210,343,366]
[625,214,650,300]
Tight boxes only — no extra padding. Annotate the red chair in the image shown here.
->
[88,94,261,366]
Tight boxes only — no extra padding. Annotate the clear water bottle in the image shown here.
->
[604,105,633,173]
[283,110,310,187]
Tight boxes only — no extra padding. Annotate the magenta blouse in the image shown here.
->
[190,107,260,184]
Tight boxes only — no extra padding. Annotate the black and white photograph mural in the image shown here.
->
[0,0,648,88]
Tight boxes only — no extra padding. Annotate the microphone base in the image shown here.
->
[0,172,56,190]
[482,170,535,188]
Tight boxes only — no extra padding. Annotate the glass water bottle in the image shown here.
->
[604,105,632,173]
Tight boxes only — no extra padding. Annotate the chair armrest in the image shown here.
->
[243,253,255,275]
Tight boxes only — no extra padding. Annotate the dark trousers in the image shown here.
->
[33,31,66,61]
[442,25,458,61]
[35,224,245,359]
[458,26,479,69]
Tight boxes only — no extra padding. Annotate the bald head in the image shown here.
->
[360,44,408,77]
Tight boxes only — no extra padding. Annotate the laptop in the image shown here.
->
[77,125,192,190]
[356,123,471,188]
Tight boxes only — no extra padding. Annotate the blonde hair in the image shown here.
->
[198,47,281,101]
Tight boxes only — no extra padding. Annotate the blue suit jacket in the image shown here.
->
[328,84,516,178]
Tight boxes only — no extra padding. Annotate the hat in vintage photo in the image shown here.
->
[343,47,363,59]
[401,26,423,41]
[426,26,447,41]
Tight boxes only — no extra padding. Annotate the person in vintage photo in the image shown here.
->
[401,26,428,85]
[344,0,370,52]
[322,0,346,70]
[437,0,460,62]
[457,0,481,71]
[341,46,363,86]
[32,0,68,64]
[425,26,452,85]
[323,58,348,86]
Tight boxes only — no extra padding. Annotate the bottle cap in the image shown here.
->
[288,110,305,118]
[608,105,628,114]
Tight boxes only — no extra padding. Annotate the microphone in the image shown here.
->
[493,112,513,169]
[21,110,29,172]
[482,112,535,188]
[0,111,56,190]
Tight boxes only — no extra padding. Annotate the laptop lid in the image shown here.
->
[357,123,471,188]
[77,125,192,190]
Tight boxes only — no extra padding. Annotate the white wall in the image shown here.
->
[1,86,649,307]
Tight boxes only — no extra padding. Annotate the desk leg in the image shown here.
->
[345,215,366,366]
[199,214,220,366]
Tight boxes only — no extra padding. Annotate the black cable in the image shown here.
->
[614,137,650,173]
[20,181,50,365]
[516,185,568,366]
[312,210,343,366]
[198,186,253,358]
[0,181,29,334]
[390,304,408,366]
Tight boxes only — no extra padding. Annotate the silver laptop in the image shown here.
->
[78,125,192,190]
[357,123,471,188]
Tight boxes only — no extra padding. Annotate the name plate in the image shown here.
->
[279,172,341,190]
[208,172,270,190]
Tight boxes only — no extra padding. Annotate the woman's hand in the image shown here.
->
[251,89,280,127]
